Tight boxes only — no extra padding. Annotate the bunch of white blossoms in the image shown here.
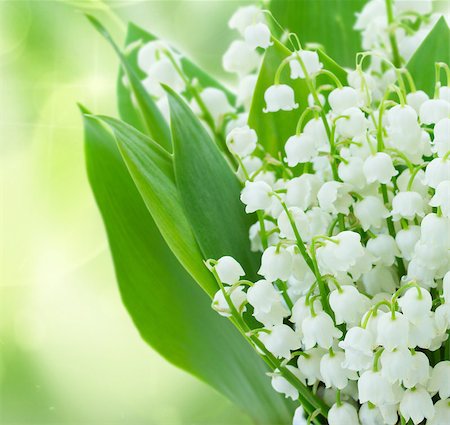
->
[206,5,450,425]
[134,1,449,424]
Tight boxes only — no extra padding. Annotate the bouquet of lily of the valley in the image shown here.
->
[82,1,450,424]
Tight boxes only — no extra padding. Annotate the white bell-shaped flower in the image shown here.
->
[363,152,398,184]
[443,271,450,303]
[435,303,450,334]
[285,174,322,210]
[358,370,400,406]
[380,346,412,383]
[306,207,332,238]
[215,256,245,284]
[320,350,358,389]
[317,181,353,215]
[425,157,450,189]
[263,84,298,113]
[226,125,257,157]
[237,156,262,181]
[228,5,263,34]
[337,156,367,190]
[277,207,310,241]
[316,231,365,275]
[403,351,430,389]
[191,87,234,126]
[142,57,186,97]
[284,134,316,166]
[212,286,247,317]
[397,287,432,324]
[258,246,292,282]
[391,191,425,221]
[434,117,450,140]
[259,324,301,358]
[396,168,428,198]
[289,51,322,79]
[328,402,360,425]
[329,285,370,325]
[378,403,400,425]
[362,265,397,296]
[292,406,308,425]
[302,311,342,349]
[406,90,429,113]
[247,280,282,314]
[428,398,450,425]
[376,311,409,351]
[271,367,303,400]
[328,86,360,113]
[408,313,436,349]
[236,74,257,109]
[395,225,420,261]
[137,40,170,72]
[354,196,390,231]
[387,104,418,128]
[399,386,435,425]
[303,117,329,150]
[290,296,322,328]
[222,40,260,75]
[240,180,272,213]
[358,402,385,425]
[428,361,450,399]
[367,234,399,266]
[335,107,368,138]
[419,98,450,124]
[429,180,450,217]
[244,23,273,49]
[296,348,325,385]
[339,326,375,372]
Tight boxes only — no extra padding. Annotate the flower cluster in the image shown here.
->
[206,5,450,425]
[135,1,450,424]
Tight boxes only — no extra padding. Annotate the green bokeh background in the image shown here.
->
[0,1,253,423]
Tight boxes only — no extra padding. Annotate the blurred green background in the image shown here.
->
[0,1,253,423]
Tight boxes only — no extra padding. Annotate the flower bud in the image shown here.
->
[367,234,400,266]
[335,107,368,138]
[419,99,450,124]
[289,51,322,79]
[263,84,298,113]
[244,23,273,49]
[215,256,245,284]
[222,40,260,75]
[328,86,360,113]
[226,125,257,157]
[395,225,420,261]
[212,286,247,317]
[328,402,360,425]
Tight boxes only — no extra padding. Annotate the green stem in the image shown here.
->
[385,0,402,67]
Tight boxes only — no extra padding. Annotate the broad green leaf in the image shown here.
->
[86,15,172,150]
[117,22,236,134]
[248,40,347,156]
[98,115,217,296]
[82,110,295,424]
[165,86,259,278]
[407,16,450,96]
[269,0,367,67]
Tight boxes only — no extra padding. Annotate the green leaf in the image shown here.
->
[98,115,217,296]
[82,109,295,424]
[165,86,259,278]
[86,15,172,151]
[407,16,450,97]
[248,40,346,156]
[269,0,367,67]
[117,22,236,133]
